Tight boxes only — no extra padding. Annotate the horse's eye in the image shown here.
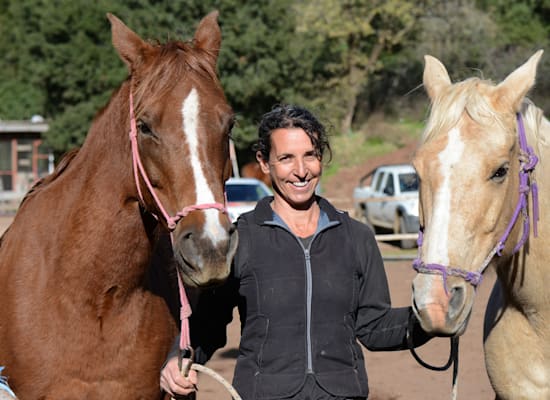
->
[491,165,509,182]
[137,120,157,138]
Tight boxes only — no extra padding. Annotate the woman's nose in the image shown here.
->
[294,159,307,177]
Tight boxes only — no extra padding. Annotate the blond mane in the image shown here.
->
[423,77,512,143]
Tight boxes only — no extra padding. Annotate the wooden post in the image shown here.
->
[229,139,239,178]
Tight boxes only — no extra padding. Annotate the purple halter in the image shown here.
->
[413,113,539,294]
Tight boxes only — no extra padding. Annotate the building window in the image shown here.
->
[36,141,53,178]
[0,140,13,191]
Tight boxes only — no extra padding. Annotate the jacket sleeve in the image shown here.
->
[188,215,250,364]
[189,275,240,364]
[353,221,431,351]
[161,274,239,368]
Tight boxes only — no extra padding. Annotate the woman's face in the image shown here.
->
[257,128,322,210]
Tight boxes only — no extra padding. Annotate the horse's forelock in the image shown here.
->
[423,78,512,143]
[133,40,219,116]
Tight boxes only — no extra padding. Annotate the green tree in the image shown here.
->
[414,1,498,79]
[2,0,546,159]
[296,0,421,134]
[0,0,321,163]
[0,0,219,152]
[211,0,323,162]
[475,0,550,110]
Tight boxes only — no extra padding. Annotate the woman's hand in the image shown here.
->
[160,356,198,397]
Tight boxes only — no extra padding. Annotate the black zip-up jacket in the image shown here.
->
[187,196,430,399]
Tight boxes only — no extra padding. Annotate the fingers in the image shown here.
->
[160,357,198,396]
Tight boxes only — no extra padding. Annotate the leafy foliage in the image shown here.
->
[295,0,422,133]
[0,0,548,162]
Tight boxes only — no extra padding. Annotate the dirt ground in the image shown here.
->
[0,141,495,398]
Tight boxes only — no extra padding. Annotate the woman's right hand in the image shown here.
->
[160,356,198,398]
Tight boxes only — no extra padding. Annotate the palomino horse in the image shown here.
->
[0,12,238,399]
[411,51,548,399]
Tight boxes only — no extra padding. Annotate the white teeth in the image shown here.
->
[292,181,308,187]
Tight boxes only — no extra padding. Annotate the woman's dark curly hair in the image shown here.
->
[253,104,332,162]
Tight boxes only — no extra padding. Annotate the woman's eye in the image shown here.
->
[304,154,318,161]
[279,156,291,163]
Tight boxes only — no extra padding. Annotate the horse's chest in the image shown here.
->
[484,305,550,399]
[8,293,176,399]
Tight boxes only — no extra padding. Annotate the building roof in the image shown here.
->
[0,119,49,134]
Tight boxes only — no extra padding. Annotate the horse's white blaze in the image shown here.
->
[425,127,465,266]
[182,88,225,246]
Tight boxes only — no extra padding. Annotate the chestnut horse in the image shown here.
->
[411,51,548,399]
[0,12,238,399]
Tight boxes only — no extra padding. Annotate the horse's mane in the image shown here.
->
[133,39,220,117]
[522,99,548,145]
[423,77,511,143]
[0,148,79,245]
[19,148,80,207]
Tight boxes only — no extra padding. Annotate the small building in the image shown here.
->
[0,116,54,203]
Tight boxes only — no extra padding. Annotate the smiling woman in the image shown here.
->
[161,104,433,400]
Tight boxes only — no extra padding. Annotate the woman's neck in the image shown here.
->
[271,198,320,238]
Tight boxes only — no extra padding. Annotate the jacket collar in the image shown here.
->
[253,196,344,226]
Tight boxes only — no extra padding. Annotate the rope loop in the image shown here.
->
[171,354,243,400]
[407,315,459,400]
[407,314,458,372]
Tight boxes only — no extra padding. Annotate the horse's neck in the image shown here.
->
[499,106,550,312]
[7,87,152,287]
[526,104,550,242]
[66,88,147,250]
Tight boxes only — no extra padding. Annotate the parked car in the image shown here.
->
[225,177,273,222]
[352,164,419,248]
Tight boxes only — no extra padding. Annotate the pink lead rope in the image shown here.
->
[128,88,227,353]
[177,272,193,352]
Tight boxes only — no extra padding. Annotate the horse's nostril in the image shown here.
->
[448,284,465,318]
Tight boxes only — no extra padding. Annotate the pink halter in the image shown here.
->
[128,87,227,352]
[128,91,226,230]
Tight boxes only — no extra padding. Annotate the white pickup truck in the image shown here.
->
[352,164,419,248]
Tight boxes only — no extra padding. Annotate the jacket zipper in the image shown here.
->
[265,218,339,375]
[304,248,313,373]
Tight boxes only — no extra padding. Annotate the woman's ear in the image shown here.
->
[256,151,270,174]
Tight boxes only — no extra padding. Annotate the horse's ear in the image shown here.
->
[193,11,221,65]
[423,55,452,101]
[107,13,151,71]
[492,50,544,113]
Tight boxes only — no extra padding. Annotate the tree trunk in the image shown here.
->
[341,94,357,134]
